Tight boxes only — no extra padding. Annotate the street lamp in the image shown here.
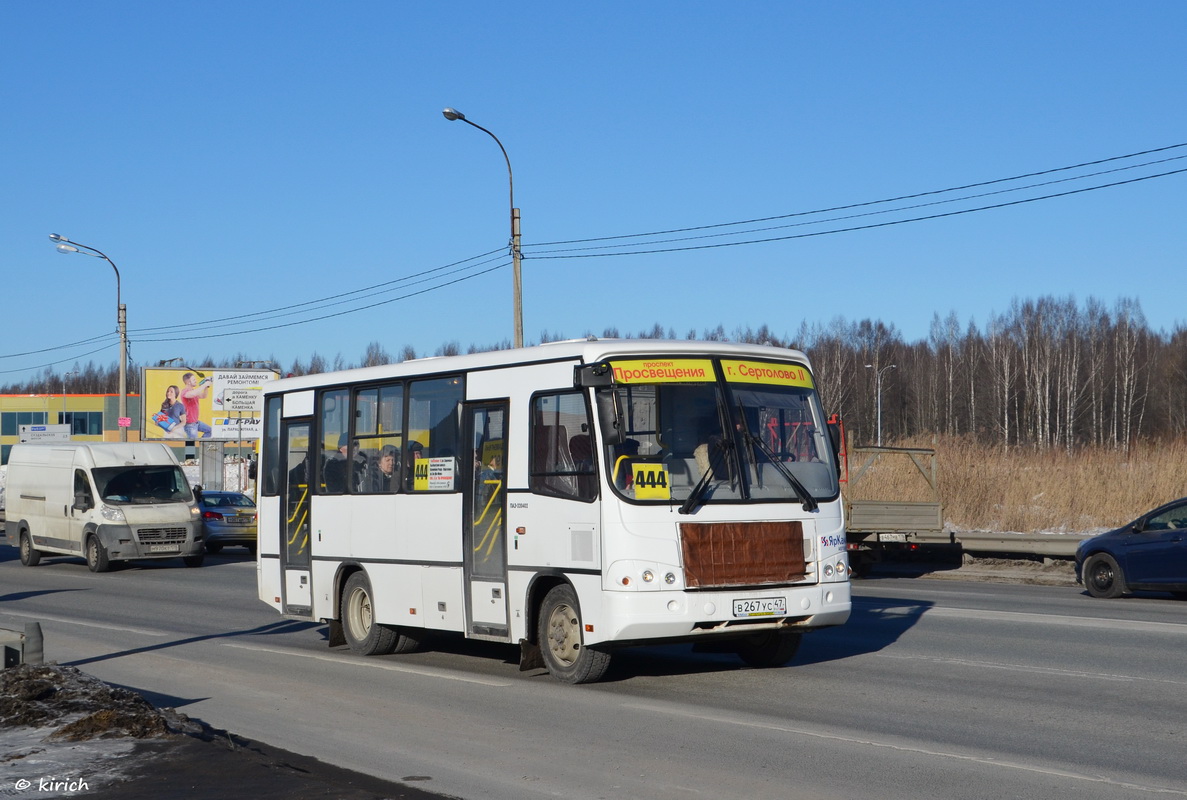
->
[49,234,129,442]
[62,369,79,422]
[442,107,523,348]
[864,363,896,447]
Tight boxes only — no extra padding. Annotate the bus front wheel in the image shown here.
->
[341,572,399,656]
[538,584,611,684]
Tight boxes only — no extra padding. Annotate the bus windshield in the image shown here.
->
[598,357,838,508]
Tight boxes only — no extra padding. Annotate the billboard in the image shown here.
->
[142,367,279,441]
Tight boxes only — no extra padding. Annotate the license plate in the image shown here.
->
[879,533,907,542]
[227,516,251,525]
[732,597,787,617]
[149,544,180,553]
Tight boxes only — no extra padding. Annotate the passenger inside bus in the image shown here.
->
[367,445,400,493]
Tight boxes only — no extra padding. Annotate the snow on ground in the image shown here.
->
[0,664,198,799]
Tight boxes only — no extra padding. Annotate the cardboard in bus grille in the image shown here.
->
[136,527,188,543]
[679,521,806,588]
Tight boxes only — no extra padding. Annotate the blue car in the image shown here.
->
[1075,497,1187,599]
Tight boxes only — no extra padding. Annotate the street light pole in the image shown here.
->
[864,363,897,447]
[49,234,128,442]
[442,107,523,348]
[62,369,79,423]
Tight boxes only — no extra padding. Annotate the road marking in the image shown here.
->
[871,651,1187,686]
[856,600,1187,634]
[220,641,513,686]
[0,609,169,637]
[635,703,1187,796]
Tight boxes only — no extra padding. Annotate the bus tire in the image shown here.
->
[1083,554,1126,598]
[538,584,611,684]
[341,572,398,656]
[86,535,110,573]
[19,532,41,567]
[735,630,802,668]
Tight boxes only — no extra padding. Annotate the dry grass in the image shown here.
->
[844,436,1187,534]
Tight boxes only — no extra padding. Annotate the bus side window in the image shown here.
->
[530,391,596,502]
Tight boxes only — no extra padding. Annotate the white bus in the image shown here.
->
[257,339,850,683]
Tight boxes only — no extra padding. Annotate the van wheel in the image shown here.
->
[205,542,223,554]
[183,554,205,568]
[538,584,611,684]
[19,532,41,567]
[341,572,399,656]
[86,536,110,573]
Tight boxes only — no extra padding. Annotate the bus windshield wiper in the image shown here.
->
[678,439,728,515]
[737,416,818,513]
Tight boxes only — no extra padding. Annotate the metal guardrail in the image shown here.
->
[907,529,1090,558]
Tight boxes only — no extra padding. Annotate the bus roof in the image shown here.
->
[262,338,813,395]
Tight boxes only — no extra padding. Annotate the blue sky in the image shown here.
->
[3,2,1185,383]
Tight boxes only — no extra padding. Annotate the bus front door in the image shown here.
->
[280,419,313,615]
[464,402,509,639]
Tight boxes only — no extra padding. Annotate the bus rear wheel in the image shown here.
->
[735,630,802,668]
[538,584,610,684]
[19,532,41,567]
[340,572,419,656]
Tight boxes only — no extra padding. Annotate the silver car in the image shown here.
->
[198,491,258,555]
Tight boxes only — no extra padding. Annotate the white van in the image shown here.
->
[3,442,204,572]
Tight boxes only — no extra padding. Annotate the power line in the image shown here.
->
[526,141,1187,247]
[527,167,1187,259]
[0,342,117,376]
[131,248,507,335]
[525,153,1187,257]
[134,260,513,343]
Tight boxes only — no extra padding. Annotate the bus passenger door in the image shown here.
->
[280,419,313,615]
[463,402,509,639]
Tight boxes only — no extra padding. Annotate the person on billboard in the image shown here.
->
[153,384,188,438]
[180,372,214,439]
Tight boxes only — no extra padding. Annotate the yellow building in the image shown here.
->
[0,393,144,464]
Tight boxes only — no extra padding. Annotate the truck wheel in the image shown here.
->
[86,535,110,573]
[19,532,41,567]
[735,630,802,668]
[341,572,399,656]
[538,584,611,684]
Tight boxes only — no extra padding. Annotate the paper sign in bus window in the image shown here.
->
[414,457,456,491]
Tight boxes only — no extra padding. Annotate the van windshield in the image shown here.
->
[92,465,192,505]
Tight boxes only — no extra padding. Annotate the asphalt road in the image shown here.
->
[1,547,1185,800]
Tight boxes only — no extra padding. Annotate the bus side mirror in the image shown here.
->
[826,418,843,478]
[595,390,625,446]
[575,362,614,388]
[827,421,841,455]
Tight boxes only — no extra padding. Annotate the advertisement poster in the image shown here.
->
[142,367,279,441]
